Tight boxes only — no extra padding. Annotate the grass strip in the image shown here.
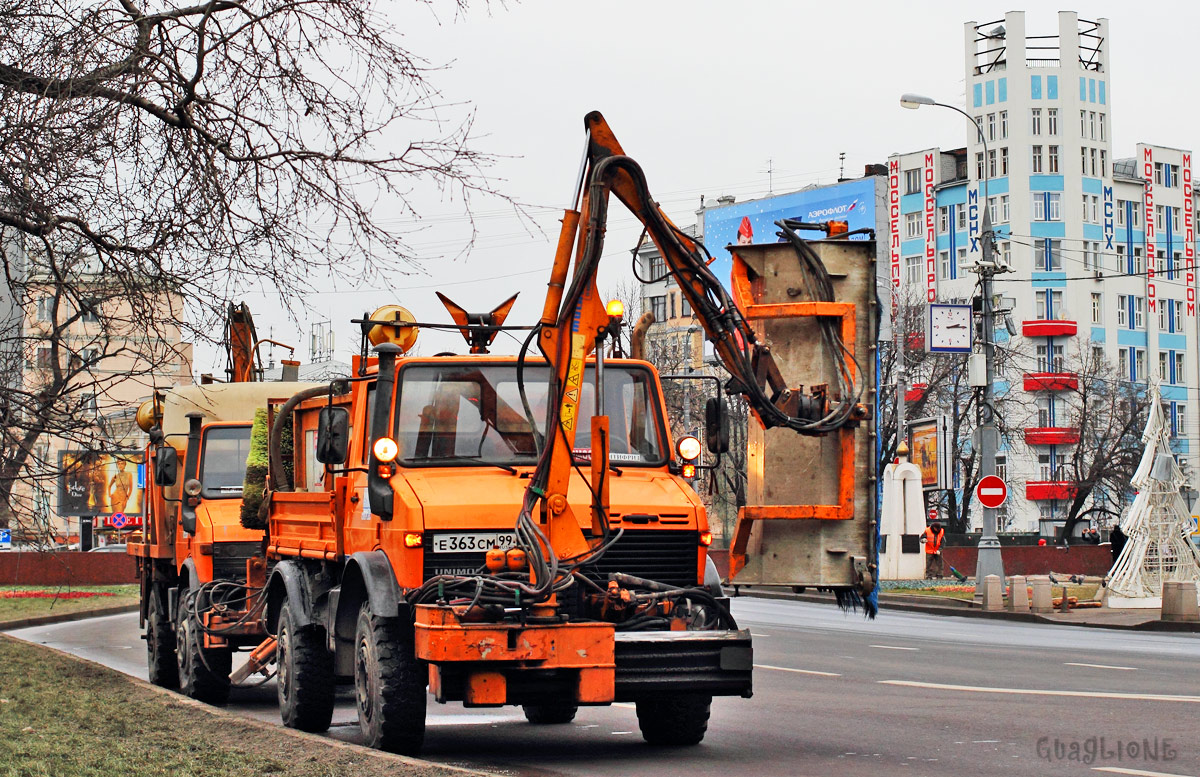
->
[0,586,140,625]
[0,635,473,777]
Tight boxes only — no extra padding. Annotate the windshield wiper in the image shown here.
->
[418,456,520,475]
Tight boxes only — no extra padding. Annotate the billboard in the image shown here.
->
[908,416,950,492]
[702,178,876,289]
[58,451,144,517]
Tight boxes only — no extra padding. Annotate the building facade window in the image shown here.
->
[1134,296,1145,329]
[1135,348,1146,381]
[1000,147,1009,175]
[904,212,921,239]
[1048,145,1059,173]
[987,112,996,141]
[648,255,665,279]
[1000,110,1008,139]
[36,296,53,322]
[1099,113,1106,141]
[938,206,949,234]
[1032,145,1043,173]
[1117,294,1128,327]
[904,168,921,194]
[1031,108,1042,135]
[1047,108,1058,135]
[1091,292,1102,323]
[956,206,966,231]
[650,296,666,321]
[905,255,921,286]
[939,250,951,280]
[1176,352,1186,382]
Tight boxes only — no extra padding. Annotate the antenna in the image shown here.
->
[763,158,774,195]
[839,152,846,180]
[267,326,275,369]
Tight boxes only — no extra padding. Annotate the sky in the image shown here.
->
[206,0,1200,375]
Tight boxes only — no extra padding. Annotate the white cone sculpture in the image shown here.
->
[1107,385,1200,608]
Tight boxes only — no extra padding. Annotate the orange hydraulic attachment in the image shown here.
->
[228,637,279,684]
[415,604,616,706]
[725,251,859,581]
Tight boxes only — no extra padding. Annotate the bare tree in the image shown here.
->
[0,1,501,537]
[1013,339,1150,541]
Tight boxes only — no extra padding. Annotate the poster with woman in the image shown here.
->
[59,451,144,516]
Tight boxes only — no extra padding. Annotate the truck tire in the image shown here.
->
[635,693,712,746]
[176,599,232,706]
[354,605,426,755]
[146,586,178,689]
[522,704,578,724]
[276,601,335,732]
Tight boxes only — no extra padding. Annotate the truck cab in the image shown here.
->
[266,351,749,753]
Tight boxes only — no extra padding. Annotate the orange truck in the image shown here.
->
[128,380,320,704]
[253,112,876,755]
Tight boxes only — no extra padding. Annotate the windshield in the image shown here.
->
[394,363,666,467]
[199,425,252,498]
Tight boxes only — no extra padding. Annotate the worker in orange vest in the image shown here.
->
[924,521,945,579]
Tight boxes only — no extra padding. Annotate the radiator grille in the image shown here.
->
[583,530,699,589]
[211,541,261,582]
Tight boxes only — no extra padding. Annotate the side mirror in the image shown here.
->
[316,406,351,465]
[705,397,730,454]
[154,446,179,486]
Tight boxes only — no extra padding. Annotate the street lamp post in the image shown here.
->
[900,93,1005,582]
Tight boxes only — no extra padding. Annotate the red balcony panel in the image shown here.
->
[905,332,924,351]
[1021,319,1078,337]
[1025,481,1078,500]
[1023,427,1081,445]
[1022,372,1079,392]
[905,383,927,403]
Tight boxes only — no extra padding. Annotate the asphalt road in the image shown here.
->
[8,598,1200,777]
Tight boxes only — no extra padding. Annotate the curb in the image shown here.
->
[1,633,499,777]
[738,589,1200,633]
[0,603,139,632]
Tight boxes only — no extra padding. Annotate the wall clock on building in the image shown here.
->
[927,303,973,353]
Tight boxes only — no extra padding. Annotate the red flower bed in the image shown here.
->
[0,590,116,599]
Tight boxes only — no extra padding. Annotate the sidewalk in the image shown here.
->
[739,587,1200,633]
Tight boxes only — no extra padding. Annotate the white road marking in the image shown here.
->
[1093,768,1196,777]
[1064,661,1139,671]
[611,731,634,735]
[880,680,1200,703]
[612,702,635,709]
[972,740,1001,743]
[750,632,769,637]
[754,664,841,677]
[869,644,920,651]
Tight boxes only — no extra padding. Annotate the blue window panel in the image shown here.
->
[982,177,1009,195]
[1170,353,1177,385]
[937,183,968,205]
[1129,347,1137,381]
[1030,75,1042,99]
[1029,174,1065,191]
[1031,272,1067,287]
[1116,329,1147,347]
[1160,332,1186,350]
[998,78,1007,102]
[1099,81,1106,105]
[1090,326,1106,343]
[973,83,983,107]
[1080,76,1087,101]
[1164,165,1173,188]
[1030,221,1066,238]
[1171,438,1189,455]
[1081,177,1104,195]
[986,80,995,105]
[948,214,957,280]
[1089,79,1097,103]
[1168,299,1176,333]
[1082,224,1104,241]
[900,238,925,254]
[1171,403,1178,433]
[1162,384,1188,401]
[1047,75,1058,99]
[900,193,924,212]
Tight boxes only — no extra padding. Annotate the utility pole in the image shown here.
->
[900,93,1005,581]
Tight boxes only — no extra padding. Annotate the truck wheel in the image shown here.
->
[522,704,578,724]
[176,598,231,706]
[636,693,712,746]
[276,601,335,732]
[146,586,178,689]
[354,605,426,755]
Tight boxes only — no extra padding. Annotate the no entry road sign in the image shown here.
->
[975,476,1008,509]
